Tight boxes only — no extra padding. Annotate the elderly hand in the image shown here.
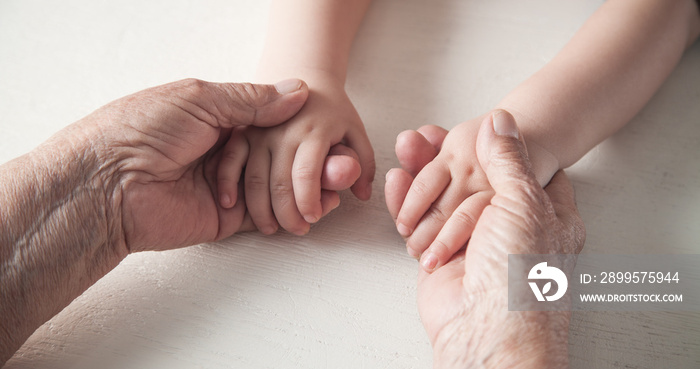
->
[72,79,359,252]
[0,78,362,363]
[385,110,585,368]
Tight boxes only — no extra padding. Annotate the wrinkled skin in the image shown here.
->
[385,111,585,367]
[76,78,361,253]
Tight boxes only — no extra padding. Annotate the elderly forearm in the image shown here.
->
[0,124,126,364]
[497,0,700,183]
[256,0,373,84]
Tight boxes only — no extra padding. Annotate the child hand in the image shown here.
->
[215,130,362,228]
[394,115,496,273]
[239,78,374,235]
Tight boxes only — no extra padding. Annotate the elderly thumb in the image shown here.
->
[213,79,309,128]
[475,110,539,195]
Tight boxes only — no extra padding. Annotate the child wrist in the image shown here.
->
[524,138,560,187]
[255,64,347,87]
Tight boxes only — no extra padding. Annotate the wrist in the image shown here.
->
[431,291,570,368]
[523,139,560,187]
[256,63,347,88]
[0,121,126,362]
[491,106,561,187]
[27,120,128,269]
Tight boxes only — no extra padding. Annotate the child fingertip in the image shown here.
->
[220,193,233,208]
[420,252,438,272]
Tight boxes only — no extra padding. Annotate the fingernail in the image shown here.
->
[274,79,302,94]
[397,223,412,237]
[420,252,438,272]
[492,110,519,139]
[220,193,232,208]
[304,214,319,223]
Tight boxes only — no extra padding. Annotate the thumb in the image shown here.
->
[209,78,309,128]
[476,109,539,194]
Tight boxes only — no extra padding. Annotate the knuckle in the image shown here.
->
[270,181,295,199]
[518,184,545,208]
[409,180,432,198]
[426,205,449,223]
[221,149,239,163]
[450,209,477,229]
[223,82,271,124]
[179,78,210,96]
[293,165,318,184]
[245,174,268,191]
[237,82,268,105]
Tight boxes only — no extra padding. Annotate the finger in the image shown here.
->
[328,143,360,160]
[544,170,577,216]
[217,132,249,208]
[403,183,468,258]
[320,190,341,217]
[545,170,586,253]
[244,144,279,235]
[395,161,451,238]
[476,109,539,198]
[292,141,328,224]
[416,124,449,151]
[384,168,414,222]
[216,179,249,239]
[271,146,310,235]
[346,128,376,201]
[395,130,439,177]
[321,144,361,191]
[419,191,492,272]
[211,79,310,128]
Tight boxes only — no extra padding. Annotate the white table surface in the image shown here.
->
[1,0,699,368]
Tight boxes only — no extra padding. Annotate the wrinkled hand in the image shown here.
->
[392,116,494,272]
[386,111,585,367]
[79,78,359,253]
[240,76,375,235]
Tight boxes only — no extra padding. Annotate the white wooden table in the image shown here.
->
[2,1,699,367]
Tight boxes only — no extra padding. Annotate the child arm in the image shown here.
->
[243,0,374,235]
[396,0,700,271]
[499,0,700,185]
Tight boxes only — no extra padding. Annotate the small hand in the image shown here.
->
[392,116,494,272]
[241,76,375,235]
[216,133,362,220]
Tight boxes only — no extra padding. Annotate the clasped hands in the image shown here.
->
[68,78,584,366]
[77,78,363,253]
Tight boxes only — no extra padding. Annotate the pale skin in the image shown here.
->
[0,89,581,367]
[394,0,700,272]
[0,79,362,365]
[217,0,376,236]
[387,111,585,368]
